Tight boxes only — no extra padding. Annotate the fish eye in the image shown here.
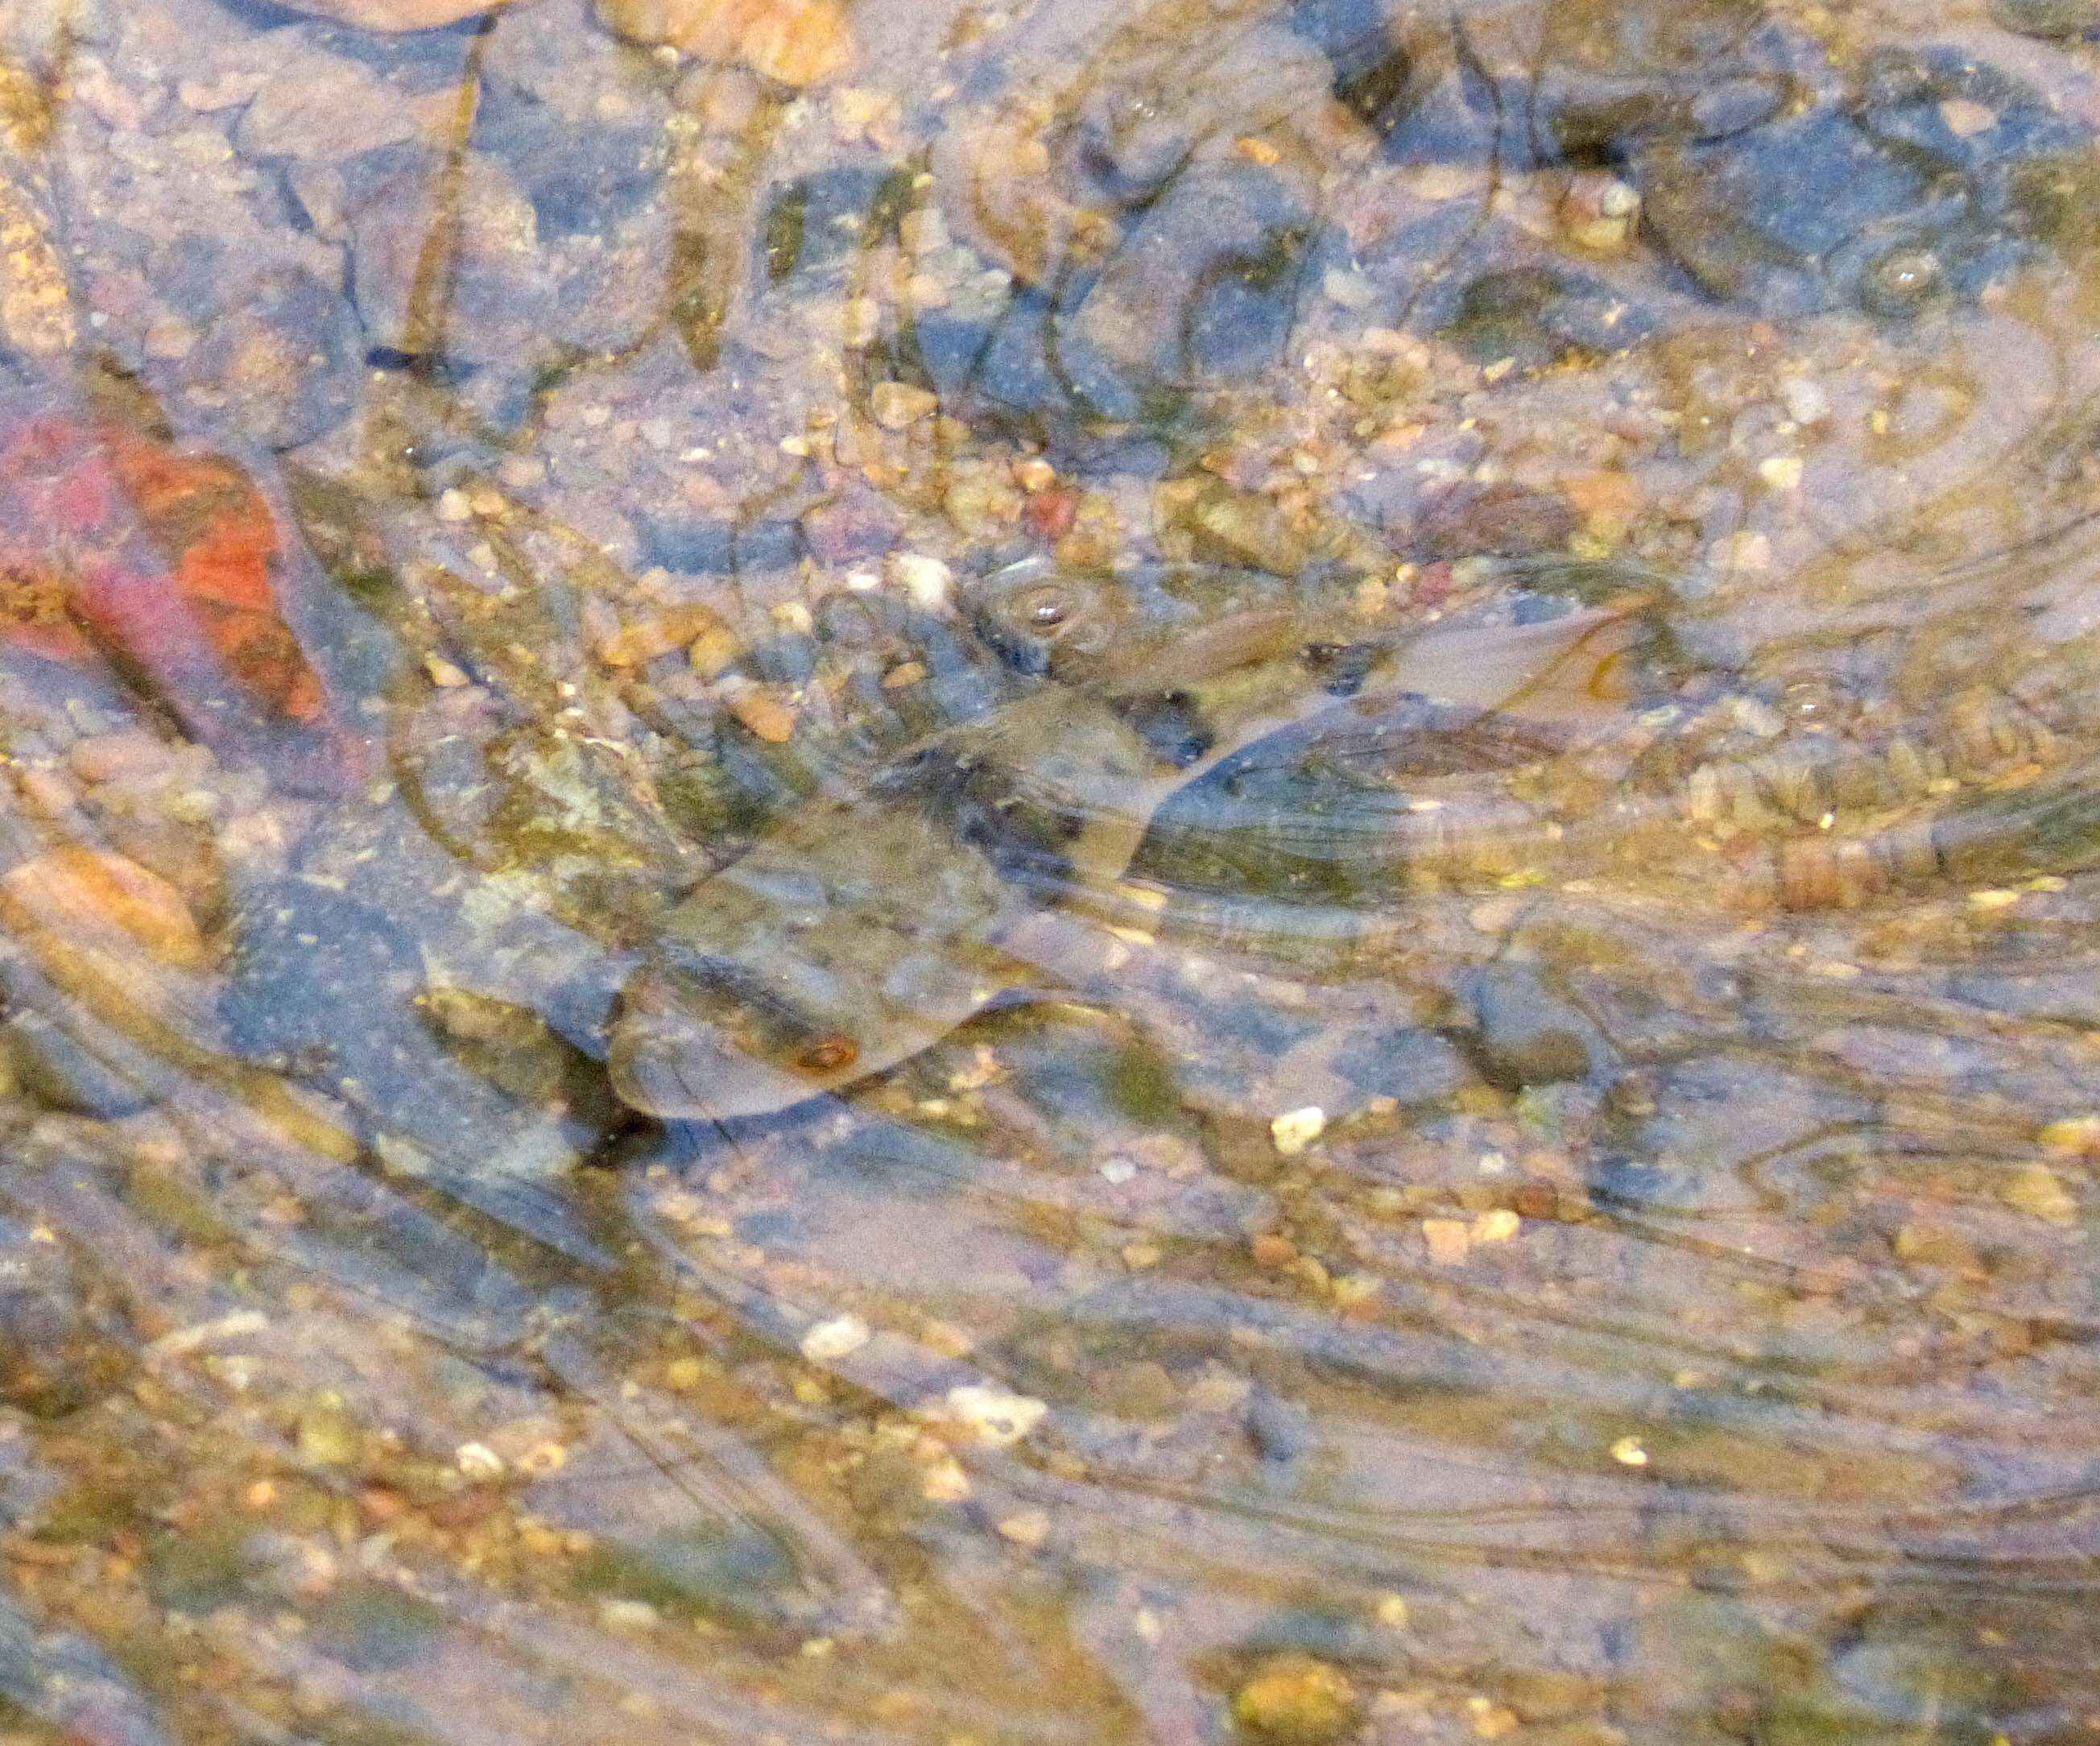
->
[795,1035,860,1074]
[966,562,1119,675]
[1018,585,1074,632]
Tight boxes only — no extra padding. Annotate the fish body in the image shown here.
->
[610,683,1170,1119]
[610,567,1637,1122]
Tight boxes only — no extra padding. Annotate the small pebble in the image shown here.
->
[1231,1655,1360,1744]
[598,604,733,669]
[69,731,172,785]
[800,1313,872,1361]
[1939,97,1998,139]
[941,1383,1047,1447]
[1271,1106,1326,1156]
[870,381,940,429]
[1024,487,1079,541]
[2002,1162,2078,1228]
[688,623,743,678]
[1250,1233,1298,1269]
[455,1441,505,1480]
[888,552,953,612]
[996,1508,1052,1549]
[1470,1701,1520,1740]
[920,1452,972,1502]
[296,1401,360,1467]
[725,681,797,743]
[2039,1115,2100,1157]
[1246,1388,1314,1463]
[1472,1208,1521,1244]
[1422,1218,1470,1267]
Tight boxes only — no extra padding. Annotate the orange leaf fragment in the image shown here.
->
[103,439,278,614]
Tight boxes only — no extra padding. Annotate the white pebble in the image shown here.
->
[1099,1157,1138,1185]
[942,1384,1047,1447]
[1271,1106,1327,1156]
[1598,179,1640,217]
[455,1442,504,1479]
[889,552,953,613]
[800,1313,871,1362]
[997,1508,1052,1549]
[1757,454,1804,491]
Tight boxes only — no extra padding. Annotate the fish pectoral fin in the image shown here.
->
[605,966,834,1123]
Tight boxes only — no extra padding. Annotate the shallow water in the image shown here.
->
[0,0,2098,1740]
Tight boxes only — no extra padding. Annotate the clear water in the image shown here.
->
[0,0,2096,1740]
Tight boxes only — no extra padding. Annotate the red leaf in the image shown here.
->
[0,409,366,790]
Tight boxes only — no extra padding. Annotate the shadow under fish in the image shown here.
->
[220,876,620,1266]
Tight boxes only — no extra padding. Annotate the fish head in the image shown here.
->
[961,558,1131,682]
[966,558,1346,689]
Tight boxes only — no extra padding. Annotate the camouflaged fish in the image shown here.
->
[609,561,1637,1121]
